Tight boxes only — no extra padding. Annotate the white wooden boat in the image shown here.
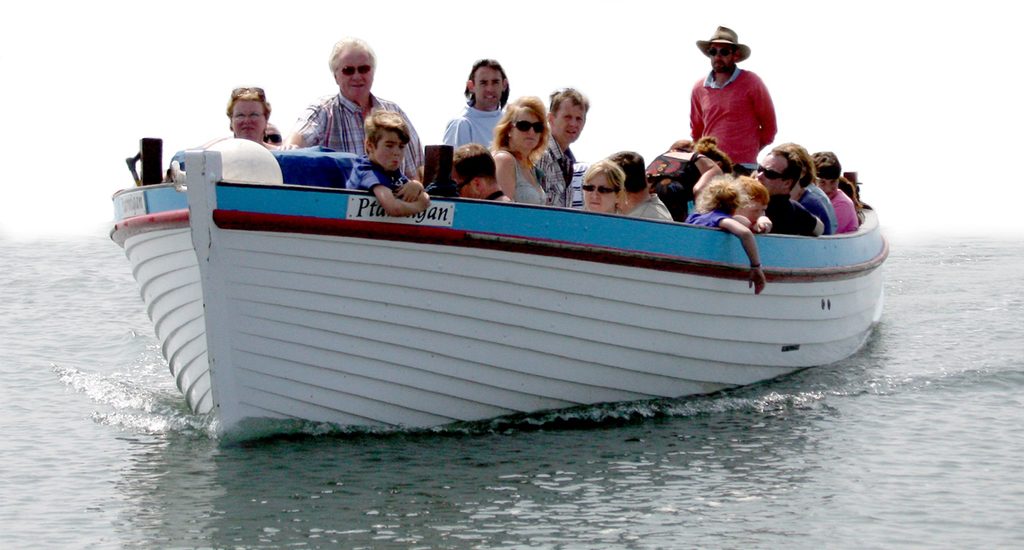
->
[111,141,887,434]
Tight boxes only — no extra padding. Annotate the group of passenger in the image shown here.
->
[210,27,867,295]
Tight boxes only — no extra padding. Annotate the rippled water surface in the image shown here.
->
[1,232,1022,549]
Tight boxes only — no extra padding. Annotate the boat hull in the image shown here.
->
[112,150,886,433]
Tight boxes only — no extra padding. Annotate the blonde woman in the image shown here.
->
[492,96,549,204]
[581,159,626,214]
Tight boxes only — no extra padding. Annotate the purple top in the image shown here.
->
[685,210,731,227]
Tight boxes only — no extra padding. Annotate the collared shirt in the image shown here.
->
[294,93,424,180]
[442,104,503,148]
[538,137,576,207]
[345,155,409,192]
[703,67,743,89]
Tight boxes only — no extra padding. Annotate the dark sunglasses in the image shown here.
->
[756,165,786,180]
[232,86,266,100]
[264,133,283,144]
[514,120,544,133]
[706,47,734,57]
[581,184,617,194]
[340,64,372,76]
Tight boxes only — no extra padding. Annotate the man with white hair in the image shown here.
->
[287,37,424,180]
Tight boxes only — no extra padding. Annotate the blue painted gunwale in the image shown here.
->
[210,182,887,279]
[109,182,887,280]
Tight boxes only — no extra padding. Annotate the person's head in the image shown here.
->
[364,111,410,172]
[734,175,770,223]
[758,143,813,195]
[492,96,549,164]
[464,59,509,111]
[695,136,734,174]
[547,88,589,151]
[695,175,742,216]
[812,151,843,195]
[582,159,626,214]
[227,87,271,143]
[452,143,498,198]
[264,123,283,146]
[608,151,648,194]
[329,37,376,103]
[697,26,750,75]
[670,139,694,153]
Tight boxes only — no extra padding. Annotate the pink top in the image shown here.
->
[690,70,777,165]
[829,188,860,233]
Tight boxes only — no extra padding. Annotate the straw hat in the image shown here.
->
[696,26,751,62]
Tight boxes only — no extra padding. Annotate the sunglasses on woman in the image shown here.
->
[581,184,616,194]
[264,133,283,144]
[514,120,544,133]
[340,65,372,76]
[231,87,266,100]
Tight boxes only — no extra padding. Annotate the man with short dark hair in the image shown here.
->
[757,145,824,237]
[452,143,511,202]
[443,59,509,149]
[691,26,777,173]
[539,88,589,207]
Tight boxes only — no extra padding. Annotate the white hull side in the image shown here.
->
[202,230,883,430]
[122,228,212,414]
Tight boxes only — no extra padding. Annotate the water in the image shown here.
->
[1,231,1022,549]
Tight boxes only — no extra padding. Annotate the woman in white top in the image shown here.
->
[491,96,549,204]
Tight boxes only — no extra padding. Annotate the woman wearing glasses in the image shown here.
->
[491,96,549,204]
[581,160,627,214]
[287,37,424,180]
[225,87,284,150]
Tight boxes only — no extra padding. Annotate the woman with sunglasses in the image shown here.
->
[491,96,549,205]
[581,159,627,214]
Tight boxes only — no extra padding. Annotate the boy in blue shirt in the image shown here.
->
[346,111,430,216]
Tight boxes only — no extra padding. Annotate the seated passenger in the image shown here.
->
[609,151,671,221]
[774,143,837,234]
[204,87,293,151]
[670,139,694,153]
[694,136,734,175]
[345,111,430,216]
[452,143,512,202]
[685,176,766,294]
[734,174,773,234]
[492,96,549,205]
[645,150,722,222]
[756,146,824,236]
[581,160,626,214]
[813,151,859,233]
[264,123,283,147]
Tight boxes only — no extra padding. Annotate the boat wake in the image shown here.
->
[52,362,214,437]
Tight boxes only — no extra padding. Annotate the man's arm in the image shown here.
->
[750,74,777,149]
[690,82,705,140]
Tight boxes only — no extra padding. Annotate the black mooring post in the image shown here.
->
[141,137,163,185]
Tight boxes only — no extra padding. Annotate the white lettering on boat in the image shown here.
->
[347,196,455,227]
[115,192,147,219]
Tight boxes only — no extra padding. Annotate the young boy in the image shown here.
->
[345,111,431,216]
[685,175,767,295]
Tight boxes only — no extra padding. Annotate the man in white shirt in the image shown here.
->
[442,59,509,149]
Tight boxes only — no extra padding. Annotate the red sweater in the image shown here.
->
[690,70,777,165]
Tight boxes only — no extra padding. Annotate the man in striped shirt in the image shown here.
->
[287,37,424,181]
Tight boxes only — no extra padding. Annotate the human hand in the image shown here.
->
[753,216,773,234]
[749,266,766,295]
[395,180,424,201]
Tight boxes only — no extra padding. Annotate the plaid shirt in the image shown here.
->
[294,93,424,180]
[538,137,576,207]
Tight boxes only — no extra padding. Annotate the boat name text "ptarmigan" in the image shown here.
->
[346,196,455,227]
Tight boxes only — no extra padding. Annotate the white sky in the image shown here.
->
[2,1,1021,239]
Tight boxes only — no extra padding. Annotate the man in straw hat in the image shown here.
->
[690,26,777,174]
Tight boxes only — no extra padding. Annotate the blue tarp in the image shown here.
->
[172,147,357,188]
